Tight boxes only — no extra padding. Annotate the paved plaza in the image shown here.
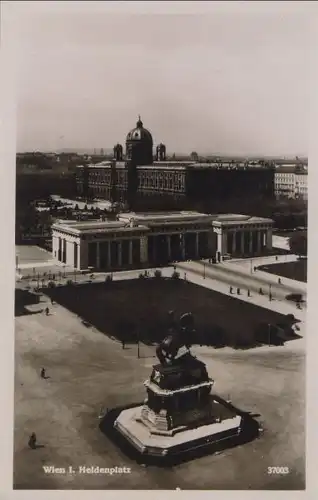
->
[16,245,52,265]
[14,268,305,490]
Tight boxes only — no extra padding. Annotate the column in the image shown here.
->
[195,232,199,258]
[266,228,273,250]
[152,236,157,263]
[248,231,253,254]
[140,236,148,264]
[222,231,228,255]
[118,241,122,267]
[181,234,186,260]
[257,231,261,254]
[167,235,172,261]
[240,231,245,254]
[77,241,81,270]
[63,238,67,263]
[96,242,100,269]
[107,241,111,268]
[129,240,133,266]
[232,230,236,254]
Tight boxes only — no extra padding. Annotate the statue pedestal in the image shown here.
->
[114,354,243,459]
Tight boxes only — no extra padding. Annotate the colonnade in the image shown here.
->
[220,228,272,256]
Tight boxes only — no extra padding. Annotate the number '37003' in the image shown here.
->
[267,467,290,475]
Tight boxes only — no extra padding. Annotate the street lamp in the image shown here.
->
[137,330,140,359]
[269,283,272,301]
[250,259,253,274]
[203,261,206,279]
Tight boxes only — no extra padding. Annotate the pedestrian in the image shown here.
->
[51,297,54,305]
[40,368,46,379]
[247,289,250,297]
[278,277,281,284]
[275,256,278,261]
[269,293,272,301]
[45,307,49,316]
[237,288,240,295]
[184,273,187,281]
[253,266,257,272]
[28,433,37,450]
[229,286,233,294]
[259,287,263,295]
[122,339,125,350]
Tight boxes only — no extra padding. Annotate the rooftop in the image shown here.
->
[52,211,274,235]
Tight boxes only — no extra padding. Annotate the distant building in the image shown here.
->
[75,117,275,209]
[52,212,273,271]
[274,164,308,200]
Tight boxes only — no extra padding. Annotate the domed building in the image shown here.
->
[125,116,153,166]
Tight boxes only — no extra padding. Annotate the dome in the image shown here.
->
[126,116,153,144]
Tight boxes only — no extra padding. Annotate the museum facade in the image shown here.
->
[52,212,273,271]
[75,117,275,209]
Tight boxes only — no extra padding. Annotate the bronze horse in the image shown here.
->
[156,312,195,365]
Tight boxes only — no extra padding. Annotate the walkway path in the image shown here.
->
[223,254,306,291]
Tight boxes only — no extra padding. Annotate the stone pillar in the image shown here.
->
[63,238,67,263]
[266,228,273,250]
[181,234,186,260]
[107,241,111,269]
[77,241,81,270]
[96,242,100,269]
[140,236,148,264]
[79,240,88,270]
[167,235,172,261]
[118,241,122,267]
[257,231,261,254]
[248,231,253,254]
[240,231,245,254]
[232,230,236,254]
[195,232,199,258]
[222,231,228,255]
[152,236,157,263]
[129,240,133,266]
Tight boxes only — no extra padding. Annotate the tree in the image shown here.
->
[288,232,307,256]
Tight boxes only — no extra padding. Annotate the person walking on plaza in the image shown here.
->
[237,288,240,295]
[45,307,49,316]
[259,287,263,295]
[28,433,37,450]
[247,289,251,297]
[278,277,281,284]
[184,272,187,281]
[229,286,233,294]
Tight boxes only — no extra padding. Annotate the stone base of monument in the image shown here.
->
[114,397,242,457]
[113,354,243,459]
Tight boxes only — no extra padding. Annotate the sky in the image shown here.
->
[9,1,312,156]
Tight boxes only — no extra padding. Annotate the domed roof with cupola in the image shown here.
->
[126,116,153,144]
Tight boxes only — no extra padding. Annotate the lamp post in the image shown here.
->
[268,323,271,346]
[137,330,140,359]
[269,283,272,301]
[203,261,206,279]
[250,259,253,274]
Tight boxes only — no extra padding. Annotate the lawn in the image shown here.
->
[258,259,307,283]
[42,278,298,349]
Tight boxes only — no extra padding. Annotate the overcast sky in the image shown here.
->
[11,1,311,156]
